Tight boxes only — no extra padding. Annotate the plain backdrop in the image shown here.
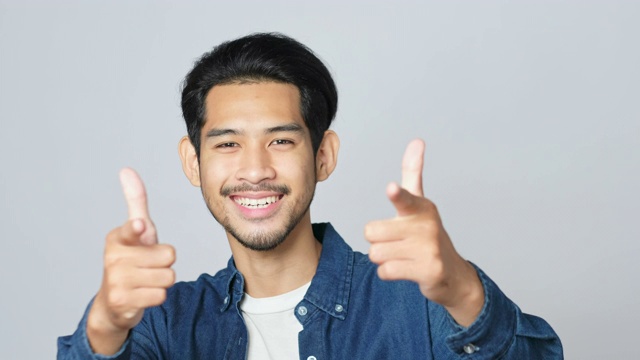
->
[1,1,638,359]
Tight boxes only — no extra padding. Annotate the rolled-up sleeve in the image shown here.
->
[429,264,563,359]
[57,300,132,360]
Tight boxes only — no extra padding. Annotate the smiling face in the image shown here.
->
[187,82,319,251]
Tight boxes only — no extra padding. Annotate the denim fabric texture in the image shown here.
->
[58,223,563,359]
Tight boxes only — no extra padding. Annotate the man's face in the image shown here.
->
[197,82,317,251]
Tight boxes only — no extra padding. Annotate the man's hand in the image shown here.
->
[86,168,176,355]
[365,140,484,327]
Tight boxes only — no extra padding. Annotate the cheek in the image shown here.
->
[282,158,316,189]
[200,158,233,192]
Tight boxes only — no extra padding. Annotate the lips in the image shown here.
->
[228,192,285,219]
[223,179,291,219]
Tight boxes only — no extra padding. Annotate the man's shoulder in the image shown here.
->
[351,248,372,264]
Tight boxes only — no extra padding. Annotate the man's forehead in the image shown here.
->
[202,82,307,134]
[205,82,300,108]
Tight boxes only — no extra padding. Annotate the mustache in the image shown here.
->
[220,183,291,197]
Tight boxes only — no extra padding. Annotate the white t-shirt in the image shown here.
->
[240,282,311,360]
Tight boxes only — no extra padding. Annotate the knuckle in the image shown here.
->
[105,268,128,289]
[368,245,379,262]
[377,263,394,280]
[105,227,121,244]
[430,244,442,259]
[363,223,374,239]
[162,245,176,263]
[377,265,388,279]
[107,290,127,309]
[150,289,167,305]
[161,269,176,287]
[105,272,119,289]
[430,260,445,280]
[104,251,123,268]
[158,290,167,303]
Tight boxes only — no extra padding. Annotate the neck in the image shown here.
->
[228,214,322,298]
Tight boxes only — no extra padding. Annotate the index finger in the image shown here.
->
[401,139,425,197]
[119,168,150,220]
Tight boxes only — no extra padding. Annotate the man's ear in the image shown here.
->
[315,130,340,182]
[178,136,201,187]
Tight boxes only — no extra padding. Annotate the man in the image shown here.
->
[58,33,562,359]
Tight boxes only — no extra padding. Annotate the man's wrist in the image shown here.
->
[86,302,130,355]
[444,261,485,328]
[86,322,129,355]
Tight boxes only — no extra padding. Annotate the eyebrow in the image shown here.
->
[205,123,304,138]
[205,128,240,138]
[265,123,304,134]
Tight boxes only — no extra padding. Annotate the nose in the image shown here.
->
[235,145,276,184]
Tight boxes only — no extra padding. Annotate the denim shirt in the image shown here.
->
[58,223,563,359]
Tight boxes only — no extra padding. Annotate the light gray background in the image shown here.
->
[1,1,638,359]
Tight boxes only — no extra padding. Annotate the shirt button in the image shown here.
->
[463,343,479,354]
[297,306,308,316]
[335,304,343,313]
[307,356,317,360]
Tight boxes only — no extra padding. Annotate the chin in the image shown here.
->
[229,227,290,252]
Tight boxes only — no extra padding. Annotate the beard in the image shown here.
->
[202,180,316,251]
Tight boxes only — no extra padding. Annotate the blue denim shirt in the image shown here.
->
[58,223,563,359]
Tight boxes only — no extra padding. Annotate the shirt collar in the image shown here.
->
[221,222,354,320]
[220,259,244,313]
[304,222,354,320]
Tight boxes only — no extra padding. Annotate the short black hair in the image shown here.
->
[181,32,338,158]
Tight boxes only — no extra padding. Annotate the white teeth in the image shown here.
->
[234,196,279,208]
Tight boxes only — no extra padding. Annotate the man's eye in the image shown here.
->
[217,142,238,148]
[272,139,293,145]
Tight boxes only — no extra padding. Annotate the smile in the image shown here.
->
[233,196,280,209]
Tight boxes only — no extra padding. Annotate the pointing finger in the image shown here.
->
[387,182,421,217]
[119,168,150,221]
[401,139,425,197]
